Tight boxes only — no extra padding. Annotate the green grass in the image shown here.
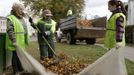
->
[56,43,107,64]
[26,42,107,64]
[26,41,40,60]
[125,59,134,75]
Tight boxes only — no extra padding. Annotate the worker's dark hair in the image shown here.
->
[108,0,127,17]
[125,5,128,12]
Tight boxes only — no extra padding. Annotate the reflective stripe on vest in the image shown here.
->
[106,29,116,31]
[15,32,25,34]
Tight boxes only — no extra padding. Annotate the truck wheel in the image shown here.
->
[86,38,96,44]
[67,33,76,44]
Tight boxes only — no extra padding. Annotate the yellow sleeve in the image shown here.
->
[51,20,56,33]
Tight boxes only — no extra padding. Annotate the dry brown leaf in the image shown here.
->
[41,52,88,75]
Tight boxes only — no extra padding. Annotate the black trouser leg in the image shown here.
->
[12,51,23,74]
[39,44,48,60]
[17,57,23,71]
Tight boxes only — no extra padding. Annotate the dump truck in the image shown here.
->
[59,15,106,44]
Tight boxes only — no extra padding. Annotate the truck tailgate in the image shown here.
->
[75,28,106,38]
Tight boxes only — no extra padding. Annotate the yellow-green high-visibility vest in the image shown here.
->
[6,15,29,51]
[104,13,126,48]
[67,9,72,16]
[38,18,56,34]
[37,18,56,44]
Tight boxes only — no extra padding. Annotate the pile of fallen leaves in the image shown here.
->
[78,19,93,27]
[41,53,88,75]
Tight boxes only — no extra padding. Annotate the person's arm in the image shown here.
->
[30,23,37,29]
[116,16,124,33]
[29,17,37,29]
[46,20,56,36]
[6,19,16,43]
[50,21,56,34]
[116,16,124,41]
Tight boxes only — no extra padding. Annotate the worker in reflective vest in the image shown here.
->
[29,9,56,60]
[6,3,29,75]
[104,0,127,50]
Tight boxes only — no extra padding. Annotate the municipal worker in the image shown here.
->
[29,9,56,60]
[104,0,127,50]
[67,8,73,16]
[105,1,127,74]
[6,3,29,75]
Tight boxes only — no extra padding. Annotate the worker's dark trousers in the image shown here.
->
[39,42,55,60]
[12,51,23,74]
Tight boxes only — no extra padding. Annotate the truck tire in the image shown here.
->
[67,33,76,44]
[86,38,96,44]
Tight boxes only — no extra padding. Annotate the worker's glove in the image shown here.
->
[13,42,17,47]
[42,32,47,38]
[43,31,51,38]
[45,31,51,36]
[29,17,33,24]
[116,42,122,50]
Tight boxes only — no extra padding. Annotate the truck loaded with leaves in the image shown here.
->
[59,15,106,44]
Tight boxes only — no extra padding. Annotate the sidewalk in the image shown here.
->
[78,47,127,75]
[96,44,134,62]
[124,45,134,61]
